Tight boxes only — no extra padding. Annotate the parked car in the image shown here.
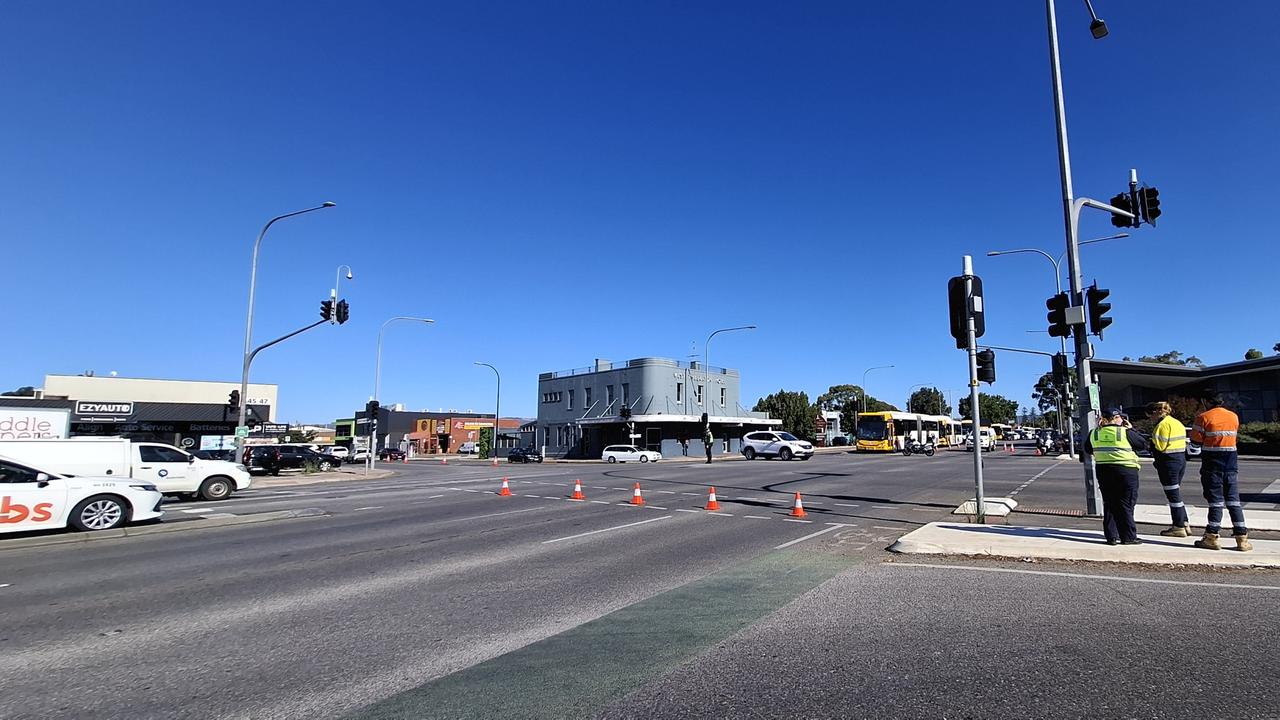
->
[347,449,370,464]
[0,437,251,501]
[0,454,165,534]
[244,445,344,474]
[741,431,814,461]
[193,449,235,461]
[831,435,850,447]
[378,448,406,461]
[321,446,350,460]
[457,442,479,455]
[601,445,661,463]
[965,428,996,451]
[507,447,544,464]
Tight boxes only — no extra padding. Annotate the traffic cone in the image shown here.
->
[570,479,586,501]
[441,456,448,465]
[1034,446,1042,457]
[497,478,513,496]
[789,492,807,518]
[630,482,645,506]
[705,486,721,511]
[403,453,409,464]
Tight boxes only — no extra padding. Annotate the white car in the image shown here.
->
[741,431,814,461]
[0,454,164,534]
[602,445,661,463]
[322,446,350,459]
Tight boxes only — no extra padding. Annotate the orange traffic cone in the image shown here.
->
[789,492,807,518]
[1034,446,1042,456]
[570,479,586,501]
[705,486,721,511]
[497,478,513,496]
[630,482,645,506]
[403,453,409,464]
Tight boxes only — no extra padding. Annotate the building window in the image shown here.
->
[542,391,562,404]
[568,389,574,410]
[622,383,629,404]
[585,386,592,408]
[720,387,726,407]
[676,382,684,402]
[607,385,615,405]
[696,384,704,405]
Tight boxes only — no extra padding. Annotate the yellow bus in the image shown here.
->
[857,412,950,451]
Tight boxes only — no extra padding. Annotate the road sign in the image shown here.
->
[235,426,250,438]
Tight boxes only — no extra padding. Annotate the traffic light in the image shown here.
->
[320,299,334,321]
[947,275,985,350]
[1138,186,1161,225]
[1086,283,1113,337]
[1046,292,1071,338]
[366,399,380,416]
[335,299,350,324]
[1109,192,1136,228]
[976,349,996,384]
[620,406,632,419]
[227,389,240,412]
[1051,353,1069,388]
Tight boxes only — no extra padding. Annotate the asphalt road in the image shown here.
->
[2,450,1276,719]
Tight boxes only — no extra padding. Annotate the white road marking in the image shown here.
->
[179,508,215,514]
[872,525,901,531]
[542,515,672,544]
[681,492,699,496]
[775,523,847,549]
[428,495,445,499]
[872,505,895,509]
[592,486,609,490]
[735,496,760,501]
[590,500,610,505]
[708,512,734,517]
[646,506,669,510]
[0,583,11,588]
[674,509,701,513]
[835,503,860,508]
[744,515,770,520]
[463,489,480,493]
[1007,460,1067,498]
[890,563,1280,591]
[351,506,382,511]
[657,490,678,495]
[782,518,813,524]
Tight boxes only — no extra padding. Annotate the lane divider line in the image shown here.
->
[782,518,813,524]
[542,515,672,544]
[744,515,770,520]
[674,509,701,513]
[775,523,848,549]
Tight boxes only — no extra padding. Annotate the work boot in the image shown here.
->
[1234,534,1253,552]
[1194,532,1221,551]
[1160,526,1189,538]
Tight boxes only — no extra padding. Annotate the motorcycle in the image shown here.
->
[902,438,936,457]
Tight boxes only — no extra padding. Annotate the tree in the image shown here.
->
[478,427,493,460]
[1030,368,1078,413]
[1,386,36,396]
[753,390,817,440]
[906,387,950,415]
[1245,348,1264,360]
[1121,350,1204,368]
[1274,342,1280,354]
[958,393,1020,424]
[813,384,897,437]
[283,427,317,444]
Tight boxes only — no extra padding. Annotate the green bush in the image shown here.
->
[1239,422,1280,444]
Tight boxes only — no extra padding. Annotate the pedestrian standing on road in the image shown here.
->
[680,437,689,456]
[703,427,714,464]
[1085,409,1148,546]
[1146,401,1192,537]
[1190,394,1251,552]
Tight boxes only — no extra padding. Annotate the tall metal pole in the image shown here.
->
[368,316,434,474]
[704,325,756,450]
[963,256,986,523]
[476,362,500,458]
[236,202,335,459]
[861,365,894,416]
[1046,0,1102,514]
[333,264,354,320]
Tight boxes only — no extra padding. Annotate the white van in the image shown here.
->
[964,428,996,452]
[0,438,252,501]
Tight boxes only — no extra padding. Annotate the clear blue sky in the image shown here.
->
[3,1,1277,422]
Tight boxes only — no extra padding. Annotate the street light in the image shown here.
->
[861,365,894,415]
[333,264,354,309]
[367,316,434,474]
[236,202,336,456]
[475,362,501,459]
[704,324,756,427]
[986,232,1127,454]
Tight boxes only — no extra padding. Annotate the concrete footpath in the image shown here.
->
[890,521,1280,567]
[1134,504,1280,531]
[251,468,397,488]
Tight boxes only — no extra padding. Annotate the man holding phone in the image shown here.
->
[1084,408,1149,545]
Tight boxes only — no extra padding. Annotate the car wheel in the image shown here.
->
[743,447,756,460]
[199,476,234,501]
[319,461,333,472]
[779,447,793,461]
[607,456,617,463]
[69,495,128,531]
[639,455,649,463]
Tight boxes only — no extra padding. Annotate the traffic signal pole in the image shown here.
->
[962,256,986,524]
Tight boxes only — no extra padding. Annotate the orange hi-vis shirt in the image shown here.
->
[1191,407,1239,453]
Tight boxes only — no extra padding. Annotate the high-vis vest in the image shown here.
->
[1090,426,1141,468]
[1151,415,1188,454]
[1191,407,1239,453]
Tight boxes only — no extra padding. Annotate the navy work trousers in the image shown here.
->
[1097,465,1140,543]
[1201,452,1247,535]
[1154,453,1190,527]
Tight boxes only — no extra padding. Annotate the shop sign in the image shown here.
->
[74,401,134,417]
[0,408,70,439]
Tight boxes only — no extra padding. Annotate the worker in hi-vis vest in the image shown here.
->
[1145,401,1191,537]
[1084,408,1148,546]
[1190,393,1251,552]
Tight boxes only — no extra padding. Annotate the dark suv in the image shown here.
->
[507,447,543,464]
[243,445,343,475]
[378,448,406,461]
